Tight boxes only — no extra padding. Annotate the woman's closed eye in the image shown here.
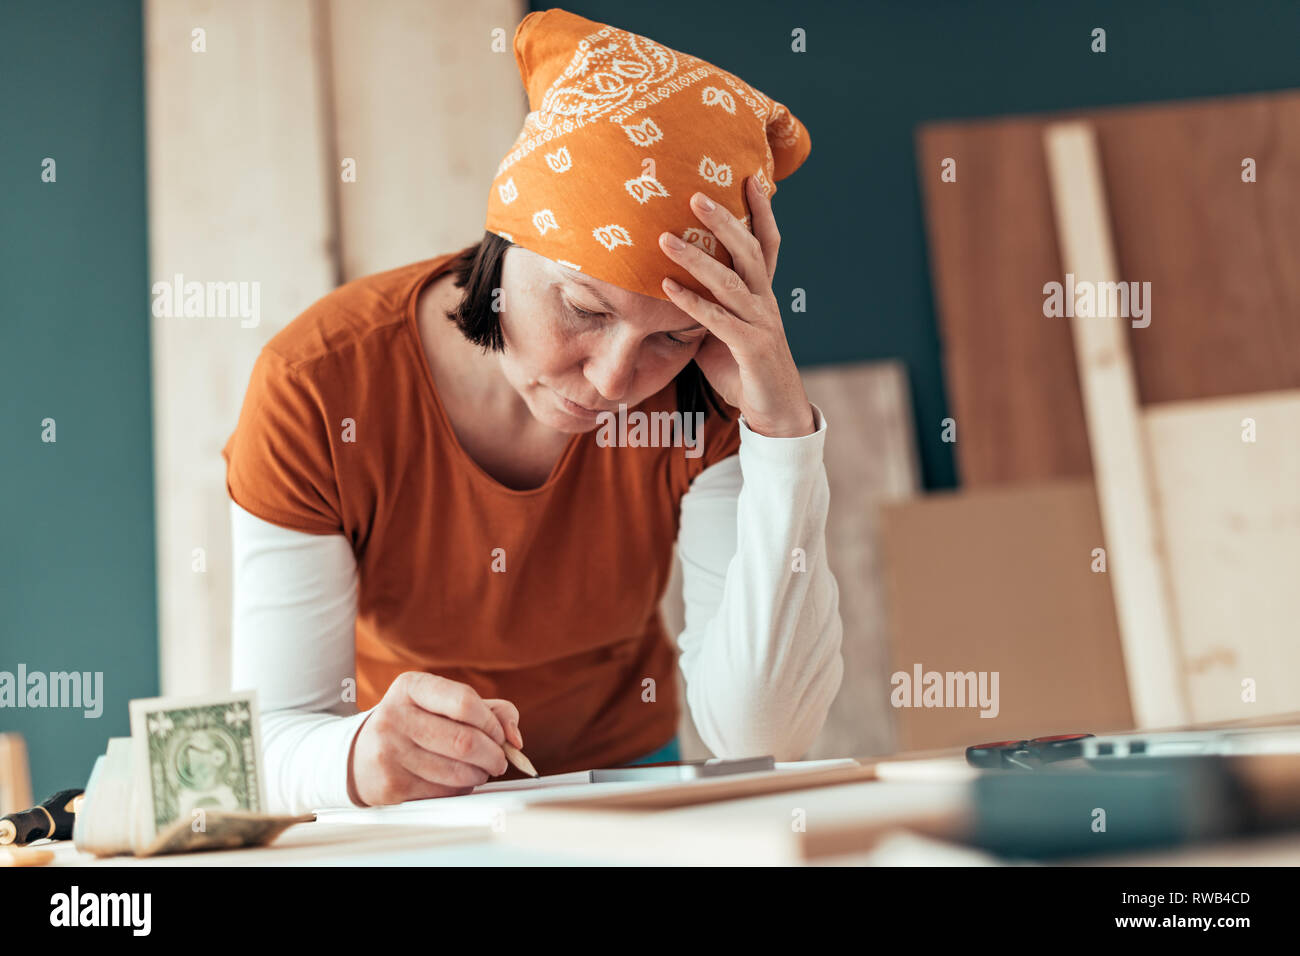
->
[564,297,698,348]
[562,297,604,322]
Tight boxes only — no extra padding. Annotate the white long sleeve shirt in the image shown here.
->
[230,405,843,813]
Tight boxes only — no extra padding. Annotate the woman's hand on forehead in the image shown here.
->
[657,176,814,439]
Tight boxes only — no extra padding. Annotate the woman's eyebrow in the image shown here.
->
[567,276,619,314]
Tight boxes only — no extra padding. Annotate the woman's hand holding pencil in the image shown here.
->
[347,672,531,806]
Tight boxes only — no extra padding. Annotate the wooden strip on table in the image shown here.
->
[526,761,879,813]
[500,773,972,866]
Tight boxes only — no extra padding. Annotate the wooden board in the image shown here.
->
[146,0,525,694]
[878,480,1134,752]
[0,734,32,815]
[499,771,971,865]
[917,119,1092,484]
[917,90,1300,486]
[799,362,920,758]
[1043,122,1188,729]
[325,0,525,280]
[1145,390,1300,723]
[667,361,919,760]
[49,822,485,867]
[145,0,338,695]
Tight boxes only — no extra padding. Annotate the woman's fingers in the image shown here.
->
[399,671,507,746]
[688,187,771,293]
[661,275,748,354]
[483,698,523,748]
[745,175,781,281]
[659,228,759,325]
[691,333,743,407]
[403,710,509,777]
[382,747,483,801]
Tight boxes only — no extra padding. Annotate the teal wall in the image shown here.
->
[0,0,156,801]
[4,0,1300,799]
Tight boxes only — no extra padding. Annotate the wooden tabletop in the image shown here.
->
[26,754,1300,866]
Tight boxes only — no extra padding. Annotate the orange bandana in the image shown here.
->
[484,8,812,303]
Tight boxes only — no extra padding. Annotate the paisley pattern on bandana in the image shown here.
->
[485,9,811,304]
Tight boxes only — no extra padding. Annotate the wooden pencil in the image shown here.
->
[503,742,538,778]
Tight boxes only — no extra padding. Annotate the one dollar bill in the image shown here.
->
[136,809,315,857]
[129,691,266,837]
[74,691,311,857]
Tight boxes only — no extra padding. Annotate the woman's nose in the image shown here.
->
[582,333,638,403]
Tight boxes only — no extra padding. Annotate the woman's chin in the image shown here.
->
[529,385,609,433]
[552,415,601,435]
[535,403,600,434]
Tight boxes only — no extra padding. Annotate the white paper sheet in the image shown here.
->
[312,759,864,826]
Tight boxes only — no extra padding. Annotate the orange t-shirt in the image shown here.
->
[222,253,741,773]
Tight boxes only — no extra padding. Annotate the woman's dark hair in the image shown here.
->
[444,231,730,423]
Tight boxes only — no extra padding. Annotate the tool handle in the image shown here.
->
[0,788,84,845]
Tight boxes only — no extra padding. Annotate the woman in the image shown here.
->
[224,8,843,813]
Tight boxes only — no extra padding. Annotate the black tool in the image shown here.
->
[965,733,1095,770]
[0,788,84,845]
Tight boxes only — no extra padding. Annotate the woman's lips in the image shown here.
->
[553,389,607,417]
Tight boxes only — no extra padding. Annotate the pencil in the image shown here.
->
[503,742,538,778]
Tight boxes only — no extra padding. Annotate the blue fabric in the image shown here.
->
[625,736,682,766]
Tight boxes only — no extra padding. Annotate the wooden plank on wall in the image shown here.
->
[146,0,338,696]
[1097,98,1300,406]
[326,0,527,280]
[879,480,1134,752]
[670,361,919,760]
[917,90,1300,486]
[916,120,1094,485]
[148,0,526,698]
[1043,122,1188,729]
[1145,390,1300,724]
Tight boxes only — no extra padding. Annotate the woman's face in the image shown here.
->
[497,246,709,434]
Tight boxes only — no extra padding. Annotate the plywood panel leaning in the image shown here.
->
[669,362,918,760]
[879,480,1134,752]
[145,0,339,695]
[917,91,1300,486]
[1145,390,1300,724]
